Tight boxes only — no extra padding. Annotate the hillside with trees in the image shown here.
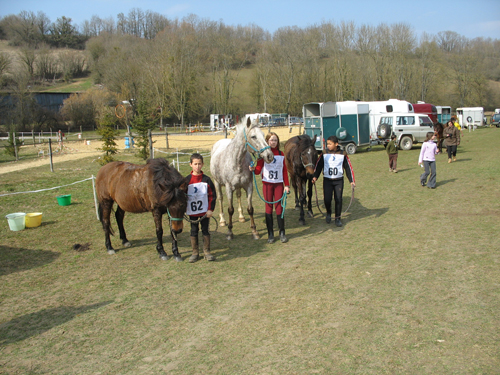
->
[1,8,499,134]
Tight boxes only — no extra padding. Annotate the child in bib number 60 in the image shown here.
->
[185,153,217,262]
[249,132,290,243]
[312,136,356,227]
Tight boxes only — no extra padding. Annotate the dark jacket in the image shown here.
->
[386,140,398,155]
[443,125,460,146]
[313,148,355,183]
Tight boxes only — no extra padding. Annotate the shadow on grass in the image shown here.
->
[436,178,457,187]
[0,246,60,276]
[0,301,112,346]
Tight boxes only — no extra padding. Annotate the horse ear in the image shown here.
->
[246,116,251,128]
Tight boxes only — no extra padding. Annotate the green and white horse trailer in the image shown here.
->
[303,101,372,154]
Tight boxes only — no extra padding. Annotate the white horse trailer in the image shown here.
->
[456,107,484,128]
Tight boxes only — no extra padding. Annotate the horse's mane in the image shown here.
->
[148,158,186,202]
[296,134,314,149]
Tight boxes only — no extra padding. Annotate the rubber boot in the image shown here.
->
[277,215,288,243]
[189,236,199,263]
[203,235,215,261]
[265,213,274,243]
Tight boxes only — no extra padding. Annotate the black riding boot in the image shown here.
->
[265,213,274,243]
[277,215,288,243]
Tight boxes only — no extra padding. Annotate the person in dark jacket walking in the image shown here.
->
[386,134,398,172]
[443,120,460,163]
[312,136,355,227]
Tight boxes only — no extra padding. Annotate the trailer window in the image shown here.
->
[385,105,393,112]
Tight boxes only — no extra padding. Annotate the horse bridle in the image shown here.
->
[301,149,315,169]
[167,207,183,241]
[244,127,271,159]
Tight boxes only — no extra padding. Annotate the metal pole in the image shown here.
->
[92,175,99,220]
[165,127,169,149]
[13,132,18,161]
[48,138,54,172]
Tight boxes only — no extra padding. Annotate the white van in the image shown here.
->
[376,112,434,150]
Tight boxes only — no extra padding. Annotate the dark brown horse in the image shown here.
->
[434,122,444,153]
[95,158,188,261]
[284,134,318,225]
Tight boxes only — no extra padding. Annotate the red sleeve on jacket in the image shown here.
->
[254,158,264,175]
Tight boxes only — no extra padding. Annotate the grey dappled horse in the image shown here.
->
[210,118,274,240]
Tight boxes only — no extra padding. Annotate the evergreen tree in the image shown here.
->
[131,98,156,160]
[97,112,119,165]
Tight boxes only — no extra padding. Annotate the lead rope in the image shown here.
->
[250,160,288,218]
[183,213,219,234]
[313,182,355,219]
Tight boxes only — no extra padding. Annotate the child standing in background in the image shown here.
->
[386,134,398,173]
[418,132,439,189]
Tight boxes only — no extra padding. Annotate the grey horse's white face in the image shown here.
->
[246,124,274,164]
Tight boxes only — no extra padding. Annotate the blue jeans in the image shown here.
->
[420,160,436,188]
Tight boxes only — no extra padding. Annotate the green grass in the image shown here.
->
[41,77,94,93]
[1,128,499,374]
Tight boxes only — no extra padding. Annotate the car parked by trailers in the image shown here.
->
[376,112,434,150]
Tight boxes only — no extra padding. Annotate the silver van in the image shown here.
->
[377,113,434,150]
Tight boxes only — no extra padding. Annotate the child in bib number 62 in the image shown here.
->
[312,135,356,227]
[249,132,290,244]
[185,153,217,262]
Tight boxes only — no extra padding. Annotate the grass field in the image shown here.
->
[1,127,499,374]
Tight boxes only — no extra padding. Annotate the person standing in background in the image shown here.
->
[386,134,398,173]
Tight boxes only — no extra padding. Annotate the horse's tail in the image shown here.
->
[98,202,115,236]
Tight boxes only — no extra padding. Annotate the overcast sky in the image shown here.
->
[1,0,499,40]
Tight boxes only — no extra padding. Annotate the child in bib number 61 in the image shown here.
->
[312,136,356,227]
[249,132,290,244]
[185,153,217,262]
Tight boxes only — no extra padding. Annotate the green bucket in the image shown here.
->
[56,194,72,206]
[6,212,26,231]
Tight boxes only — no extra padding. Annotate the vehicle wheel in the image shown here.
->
[345,143,357,155]
[400,136,413,151]
[378,124,391,139]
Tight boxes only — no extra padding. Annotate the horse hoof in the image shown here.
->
[226,234,233,241]
[253,234,260,240]
[107,249,116,255]
[220,221,227,227]
[123,242,132,248]
[174,256,183,262]
[159,255,170,261]
[299,220,306,226]
[238,217,246,223]
[307,211,314,218]
[295,206,300,211]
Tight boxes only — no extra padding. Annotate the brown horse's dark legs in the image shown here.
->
[306,179,314,217]
[247,205,260,240]
[115,206,130,247]
[171,236,182,262]
[99,201,115,253]
[153,211,169,261]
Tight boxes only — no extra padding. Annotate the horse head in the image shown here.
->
[297,135,317,179]
[151,159,188,234]
[244,117,274,164]
[167,181,188,234]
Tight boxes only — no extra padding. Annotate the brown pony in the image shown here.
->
[433,122,444,153]
[284,134,318,225]
[95,158,188,261]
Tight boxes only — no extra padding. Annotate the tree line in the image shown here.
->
[1,9,500,136]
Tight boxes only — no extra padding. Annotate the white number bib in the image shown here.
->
[187,182,209,215]
[262,155,284,183]
[323,153,344,179]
